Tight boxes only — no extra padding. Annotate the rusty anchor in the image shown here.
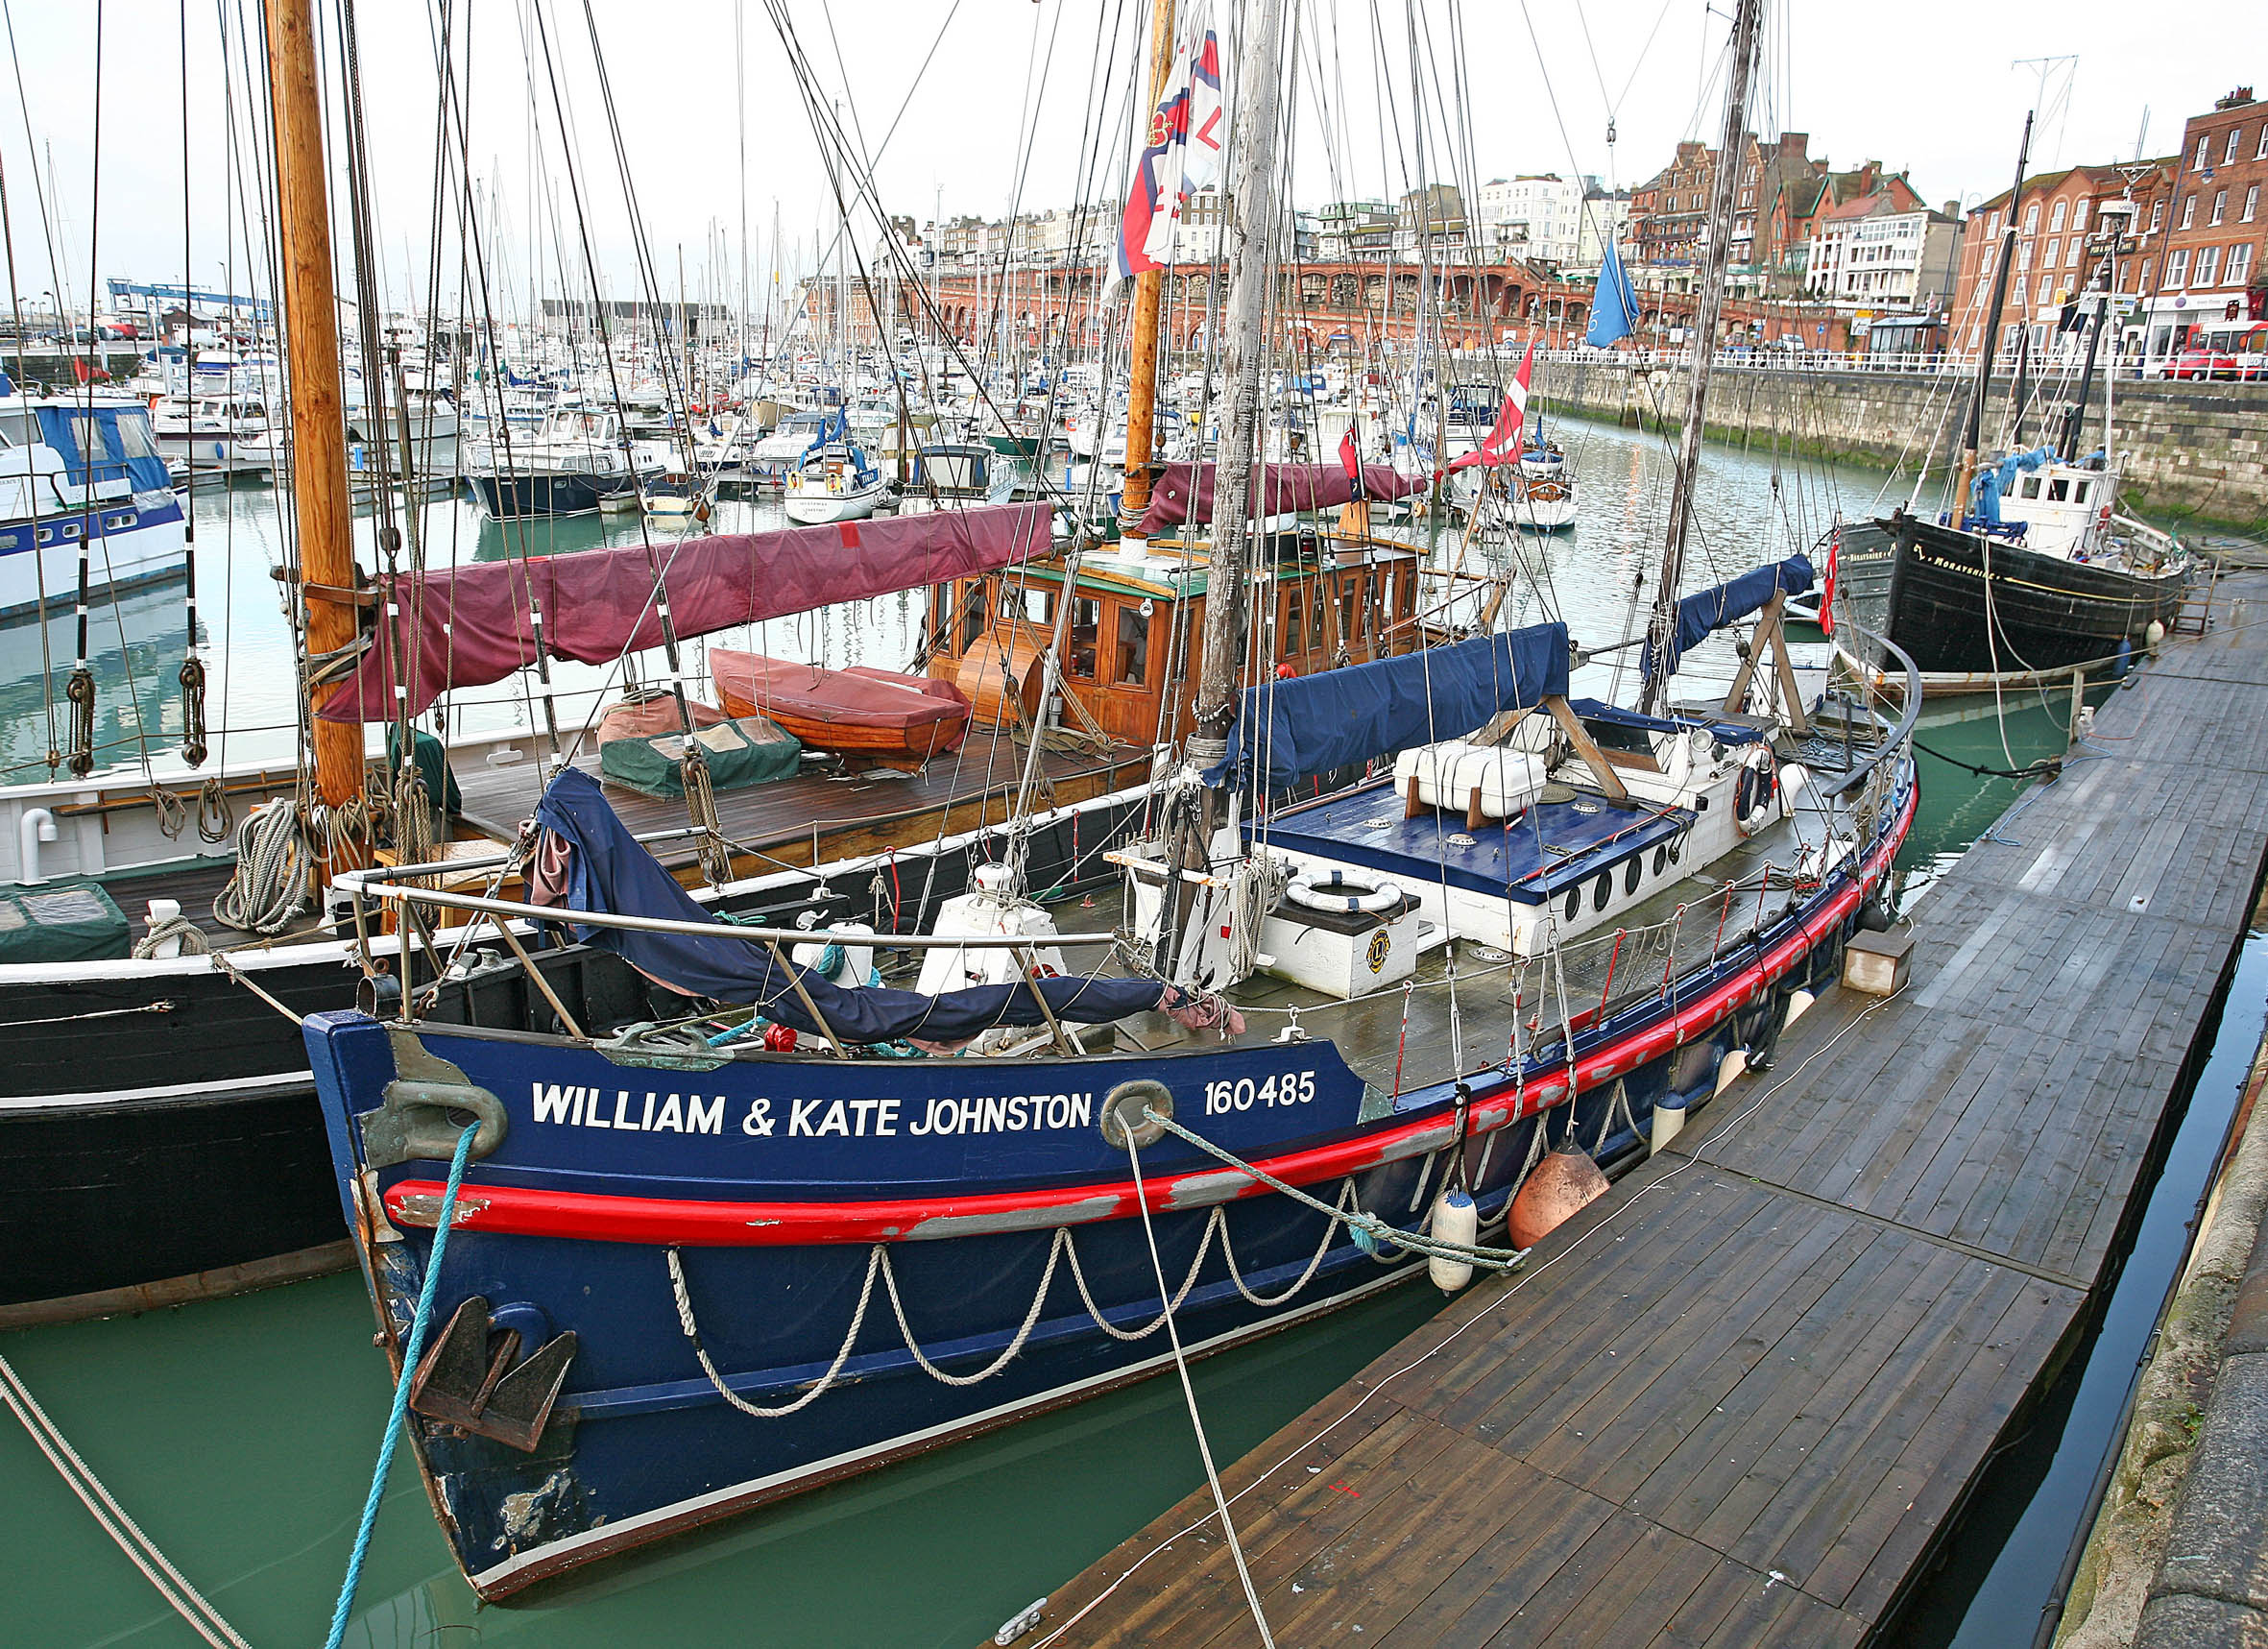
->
[408,1297,578,1451]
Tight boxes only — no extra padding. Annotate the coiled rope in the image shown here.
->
[131,913,209,959]
[0,1348,250,1648]
[323,1122,480,1649]
[212,799,310,934]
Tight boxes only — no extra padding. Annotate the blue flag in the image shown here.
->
[1587,239,1637,348]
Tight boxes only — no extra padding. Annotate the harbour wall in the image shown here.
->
[1534,363,2268,532]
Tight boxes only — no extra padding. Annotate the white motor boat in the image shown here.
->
[0,396,186,622]
[782,439,885,524]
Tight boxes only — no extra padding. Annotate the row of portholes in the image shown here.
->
[1561,829,1689,923]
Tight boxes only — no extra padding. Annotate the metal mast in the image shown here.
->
[1949,114,2035,542]
[1640,0,1762,715]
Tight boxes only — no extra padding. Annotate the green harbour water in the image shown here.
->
[0,418,2144,1647]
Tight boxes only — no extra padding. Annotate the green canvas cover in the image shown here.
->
[600,715,802,799]
[0,878,133,963]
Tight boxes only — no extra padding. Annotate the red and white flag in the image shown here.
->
[1338,426,1363,500]
[1112,4,1225,283]
[1445,343,1533,473]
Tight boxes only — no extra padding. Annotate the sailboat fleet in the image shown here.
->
[0,0,2196,1623]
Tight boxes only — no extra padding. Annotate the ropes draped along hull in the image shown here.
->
[1830,515,2186,690]
[302,771,1913,1601]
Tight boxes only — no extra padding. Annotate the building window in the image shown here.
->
[2212,190,2229,226]
[2230,129,2246,165]
[2017,240,2032,271]
[2246,186,2260,223]
[2050,200,2066,232]
[2166,248,2190,286]
[2194,246,2220,287]
[2259,127,2268,160]
[2067,238,2081,267]
[2071,200,2088,233]
[2150,200,2164,231]
[2181,195,2196,230]
[1988,209,2001,236]
[2195,136,2209,170]
[2137,257,2153,289]
[2024,203,2039,234]
[2044,237,2060,267]
[2230,243,2254,287]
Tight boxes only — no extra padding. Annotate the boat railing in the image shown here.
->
[342,832,1121,953]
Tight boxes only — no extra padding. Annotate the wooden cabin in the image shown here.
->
[929,530,1423,748]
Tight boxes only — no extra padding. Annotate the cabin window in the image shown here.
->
[1280,587,1303,656]
[1312,586,1330,653]
[2073,480,2090,504]
[1068,597,1100,681]
[1021,587,1053,626]
[1625,859,1642,895]
[957,580,990,653]
[1563,886,1580,922]
[1115,604,1150,686]
[2047,476,2070,502]
[2018,474,2042,499]
[0,410,36,448]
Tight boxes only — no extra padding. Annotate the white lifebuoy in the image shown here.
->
[1287,869,1402,915]
[1733,746,1779,837]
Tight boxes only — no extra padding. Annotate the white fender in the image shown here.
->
[1428,1186,1478,1292]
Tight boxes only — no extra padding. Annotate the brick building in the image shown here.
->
[2143,85,2268,351]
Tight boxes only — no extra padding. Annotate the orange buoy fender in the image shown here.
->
[1507,1145,1609,1249]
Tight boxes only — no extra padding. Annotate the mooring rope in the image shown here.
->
[1123,1128,1277,1649]
[323,1122,480,1649]
[0,1349,251,1649]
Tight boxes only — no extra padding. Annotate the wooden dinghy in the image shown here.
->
[711,647,974,770]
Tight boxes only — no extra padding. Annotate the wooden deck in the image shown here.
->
[450,726,1149,876]
[1022,571,2268,1649]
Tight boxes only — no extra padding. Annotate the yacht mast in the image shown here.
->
[265,0,364,874]
[1949,113,2035,543]
[1119,0,1181,544]
[1640,0,1761,715]
[1190,0,1287,761]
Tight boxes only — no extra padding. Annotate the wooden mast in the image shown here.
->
[1639,0,1760,715]
[265,0,364,873]
[1950,112,2034,537]
[1191,0,1287,759]
[1118,0,1180,544]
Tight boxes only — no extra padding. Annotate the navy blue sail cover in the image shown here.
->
[1643,554,1815,684]
[529,768,1165,1042]
[1207,621,1570,792]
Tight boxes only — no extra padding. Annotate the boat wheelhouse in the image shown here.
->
[0,396,187,623]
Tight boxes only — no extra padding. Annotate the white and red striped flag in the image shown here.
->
[1445,343,1534,472]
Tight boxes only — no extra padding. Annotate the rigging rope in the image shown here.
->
[323,1123,481,1649]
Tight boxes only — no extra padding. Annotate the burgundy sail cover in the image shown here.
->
[1135,461,1426,536]
[319,503,1052,723]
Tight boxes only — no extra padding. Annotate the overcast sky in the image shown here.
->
[2,0,2256,317]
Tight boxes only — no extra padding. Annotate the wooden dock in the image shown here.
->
[1024,572,2268,1649]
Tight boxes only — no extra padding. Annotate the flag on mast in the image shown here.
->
[1111,3,1225,284]
[1586,239,1638,348]
[1445,343,1534,472]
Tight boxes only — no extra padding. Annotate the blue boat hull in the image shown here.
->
[303,768,1914,1598]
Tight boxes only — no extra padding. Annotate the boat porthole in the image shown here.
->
[1564,886,1580,922]
[1653,845,1667,877]
[1625,859,1642,895]
[1592,873,1611,912]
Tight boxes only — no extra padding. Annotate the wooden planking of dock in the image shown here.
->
[1020,570,2268,1649]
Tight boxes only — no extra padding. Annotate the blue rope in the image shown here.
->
[323,1123,481,1649]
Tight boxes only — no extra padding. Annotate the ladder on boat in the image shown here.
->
[2171,559,2222,638]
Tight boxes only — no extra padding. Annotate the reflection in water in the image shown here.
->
[0,578,194,783]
